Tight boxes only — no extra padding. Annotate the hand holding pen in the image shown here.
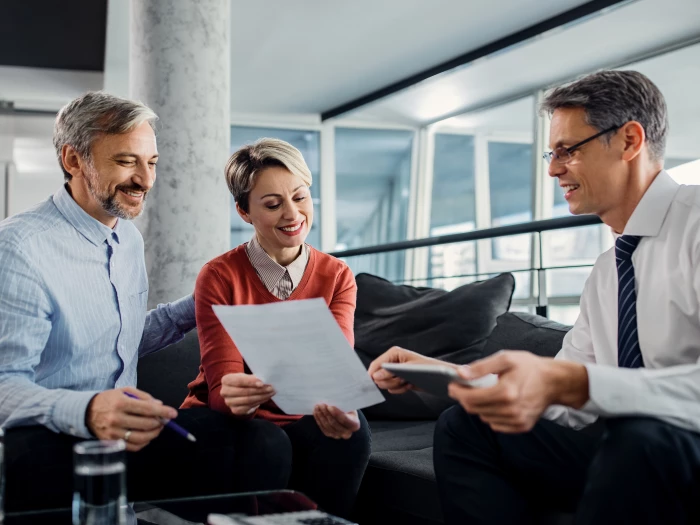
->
[86,387,188,452]
[123,391,197,442]
[84,387,197,452]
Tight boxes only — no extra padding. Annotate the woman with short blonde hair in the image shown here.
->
[182,138,370,518]
[225,138,312,212]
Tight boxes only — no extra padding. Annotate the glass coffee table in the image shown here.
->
[5,490,356,524]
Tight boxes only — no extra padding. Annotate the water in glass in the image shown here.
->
[73,441,126,525]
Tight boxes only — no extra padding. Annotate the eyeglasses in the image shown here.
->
[543,124,622,165]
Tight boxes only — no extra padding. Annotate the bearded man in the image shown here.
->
[0,92,290,512]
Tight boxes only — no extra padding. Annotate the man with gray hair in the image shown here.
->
[369,70,700,524]
[0,92,290,511]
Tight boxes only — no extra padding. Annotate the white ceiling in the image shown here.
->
[346,0,700,126]
[229,0,590,114]
[4,0,591,115]
[5,0,700,187]
[3,0,699,133]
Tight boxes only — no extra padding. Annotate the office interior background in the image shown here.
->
[1,0,699,325]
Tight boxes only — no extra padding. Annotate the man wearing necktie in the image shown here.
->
[369,70,700,524]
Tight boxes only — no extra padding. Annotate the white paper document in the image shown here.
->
[212,298,385,415]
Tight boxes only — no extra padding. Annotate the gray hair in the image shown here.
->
[53,91,158,181]
[225,138,313,212]
[541,70,668,162]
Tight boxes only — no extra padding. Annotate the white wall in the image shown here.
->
[8,171,58,216]
[0,59,100,217]
[6,115,62,217]
[0,66,102,113]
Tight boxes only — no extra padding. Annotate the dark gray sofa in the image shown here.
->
[352,310,574,525]
[137,273,573,525]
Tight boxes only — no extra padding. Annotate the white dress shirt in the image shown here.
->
[544,171,700,433]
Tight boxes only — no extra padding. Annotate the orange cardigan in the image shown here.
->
[181,244,357,425]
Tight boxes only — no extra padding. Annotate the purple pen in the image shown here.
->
[124,391,197,442]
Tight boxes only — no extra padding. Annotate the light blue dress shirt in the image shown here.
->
[0,185,196,438]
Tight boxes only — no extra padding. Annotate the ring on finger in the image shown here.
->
[123,430,132,442]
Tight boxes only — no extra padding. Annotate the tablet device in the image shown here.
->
[381,363,498,398]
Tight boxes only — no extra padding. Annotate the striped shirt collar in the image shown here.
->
[54,184,123,246]
[245,234,309,293]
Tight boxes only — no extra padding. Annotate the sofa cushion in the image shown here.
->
[354,420,442,525]
[368,420,437,453]
[137,330,201,408]
[354,272,515,420]
[482,312,572,359]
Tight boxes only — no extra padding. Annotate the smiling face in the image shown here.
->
[63,120,158,226]
[548,107,627,218]
[237,165,313,262]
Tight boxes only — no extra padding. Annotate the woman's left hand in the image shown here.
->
[313,404,360,439]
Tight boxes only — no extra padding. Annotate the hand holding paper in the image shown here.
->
[220,373,276,416]
[213,298,384,415]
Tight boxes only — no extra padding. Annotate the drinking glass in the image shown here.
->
[72,440,127,525]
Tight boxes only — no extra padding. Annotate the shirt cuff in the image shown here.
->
[52,389,101,439]
[583,363,644,416]
[168,294,196,332]
[543,403,598,429]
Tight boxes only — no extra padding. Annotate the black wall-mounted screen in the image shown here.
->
[0,0,107,71]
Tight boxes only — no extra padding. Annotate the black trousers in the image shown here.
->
[5,407,291,512]
[433,406,700,525]
[281,412,372,519]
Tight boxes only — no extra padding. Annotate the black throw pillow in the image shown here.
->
[482,311,572,358]
[354,272,515,420]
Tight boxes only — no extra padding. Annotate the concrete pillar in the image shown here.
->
[130,0,231,306]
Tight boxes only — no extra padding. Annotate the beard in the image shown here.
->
[84,163,148,220]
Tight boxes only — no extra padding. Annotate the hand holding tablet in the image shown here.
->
[381,363,498,398]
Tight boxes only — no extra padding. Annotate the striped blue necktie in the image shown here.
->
[616,235,645,368]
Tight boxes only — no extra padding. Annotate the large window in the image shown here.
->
[631,42,700,182]
[544,180,607,304]
[428,134,476,290]
[229,126,321,248]
[222,41,700,324]
[335,127,413,281]
[488,139,533,301]
[429,97,535,297]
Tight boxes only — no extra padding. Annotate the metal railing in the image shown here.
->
[330,214,603,318]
